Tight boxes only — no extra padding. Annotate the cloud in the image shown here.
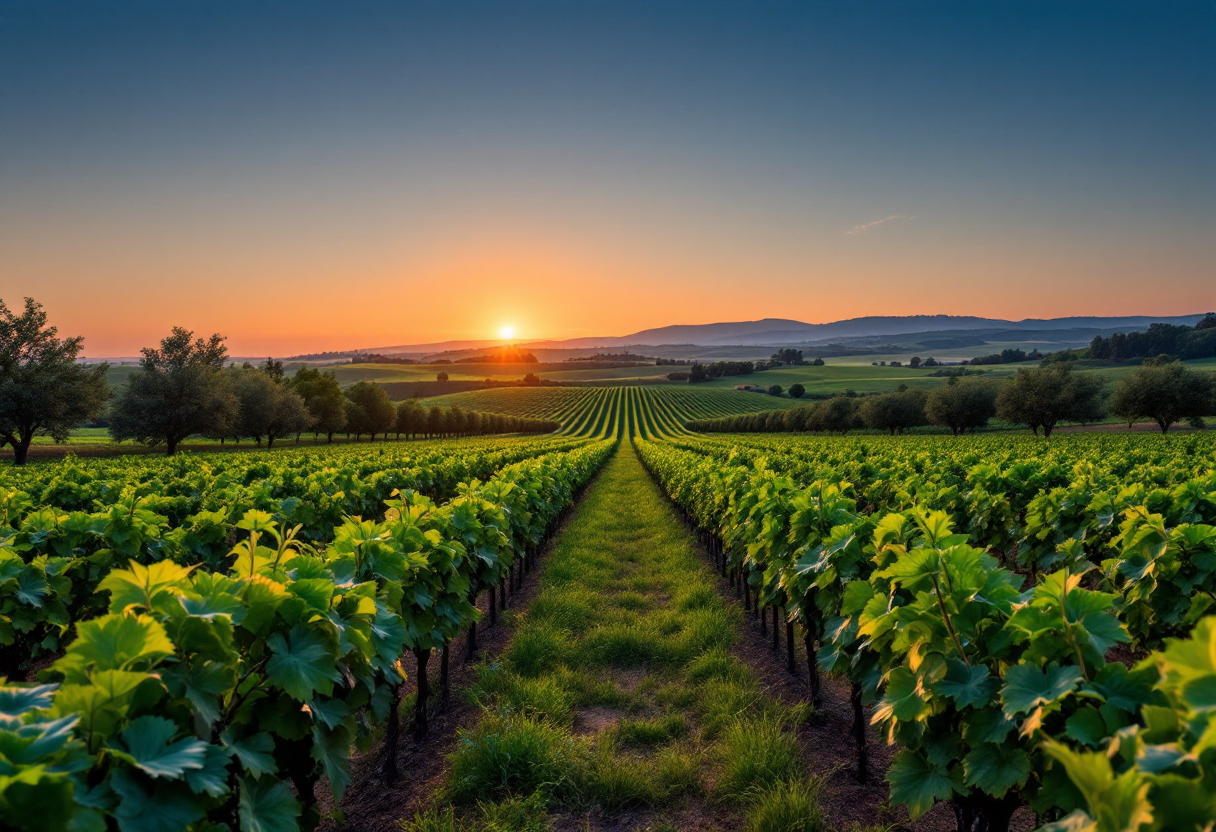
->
[845,214,914,236]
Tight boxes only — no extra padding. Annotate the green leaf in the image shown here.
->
[886,749,954,819]
[98,561,193,614]
[224,731,276,778]
[239,776,300,832]
[0,682,57,717]
[962,742,1029,798]
[53,614,175,683]
[110,768,206,832]
[1064,707,1107,747]
[1002,663,1083,717]
[110,716,209,779]
[873,666,929,725]
[265,626,341,701]
[184,743,231,797]
[937,660,997,709]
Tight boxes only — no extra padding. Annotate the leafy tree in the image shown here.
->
[807,396,860,434]
[768,384,783,396]
[288,368,346,442]
[995,365,1106,439]
[218,367,311,447]
[427,405,443,437]
[262,357,285,381]
[0,298,110,464]
[1109,360,1215,433]
[436,371,449,383]
[909,356,922,369]
[109,327,237,454]
[859,389,929,434]
[810,357,825,366]
[523,372,540,386]
[788,383,805,399]
[344,381,395,440]
[689,363,707,383]
[344,399,367,441]
[925,378,998,436]
[395,400,424,438]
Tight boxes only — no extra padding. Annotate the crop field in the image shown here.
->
[423,385,803,438]
[5,386,1216,832]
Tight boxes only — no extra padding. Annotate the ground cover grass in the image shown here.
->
[400,447,824,832]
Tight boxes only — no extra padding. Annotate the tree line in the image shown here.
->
[687,361,1216,437]
[1085,313,1216,361]
[0,298,555,464]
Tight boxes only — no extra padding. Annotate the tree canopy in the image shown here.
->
[995,365,1105,438]
[925,379,998,436]
[109,327,238,454]
[0,297,110,464]
[1109,360,1215,433]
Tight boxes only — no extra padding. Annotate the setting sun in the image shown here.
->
[499,325,516,341]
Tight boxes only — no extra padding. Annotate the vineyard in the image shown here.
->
[422,386,803,439]
[3,388,1216,832]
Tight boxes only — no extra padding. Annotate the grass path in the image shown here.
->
[403,446,841,832]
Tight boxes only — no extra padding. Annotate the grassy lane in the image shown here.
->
[401,446,850,832]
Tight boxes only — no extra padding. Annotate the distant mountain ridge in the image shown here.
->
[353,313,1209,356]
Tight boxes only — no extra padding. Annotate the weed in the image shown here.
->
[745,780,824,832]
[718,716,803,801]
[447,714,582,803]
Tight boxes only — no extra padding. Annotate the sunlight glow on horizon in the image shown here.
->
[499,325,516,341]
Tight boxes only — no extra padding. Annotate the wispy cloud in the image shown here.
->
[845,214,914,236]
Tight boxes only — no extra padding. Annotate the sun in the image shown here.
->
[498,325,516,341]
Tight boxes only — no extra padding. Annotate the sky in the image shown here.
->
[1,0,1213,356]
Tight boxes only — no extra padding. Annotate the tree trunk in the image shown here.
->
[381,682,402,782]
[440,645,450,699]
[489,582,497,626]
[851,680,867,783]
[951,792,1018,832]
[804,630,821,707]
[786,621,796,674]
[12,436,31,465]
[772,604,780,652]
[267,435,275,449]
[166,436,179,455]
[467,591,478,659]
[414,648,431,740]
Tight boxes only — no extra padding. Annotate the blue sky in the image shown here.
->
[1,1,1212,353]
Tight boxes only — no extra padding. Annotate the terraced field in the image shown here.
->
[421,386,803,438]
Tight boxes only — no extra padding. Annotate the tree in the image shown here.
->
[523,372,540,386]
[427,406,444,438]
[788,383,805,399]
[768,384,783,396]
[995,365,1105,439]
[109,327,237,454]
[344,399,367,441]
[689,364,707,383]
[810,357,825,366]
[859,389,929,435]
[1109,361,1215,433]
[220,367,311,447]
[926,379,998,436]
[344,381,395,440]
[436,371,449,383]
[807,396,860,434]
[909,356,922,369]
[396,400,423,439]
[0,298,110,464]
[262,357,285,381]
[288,368,346,442]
